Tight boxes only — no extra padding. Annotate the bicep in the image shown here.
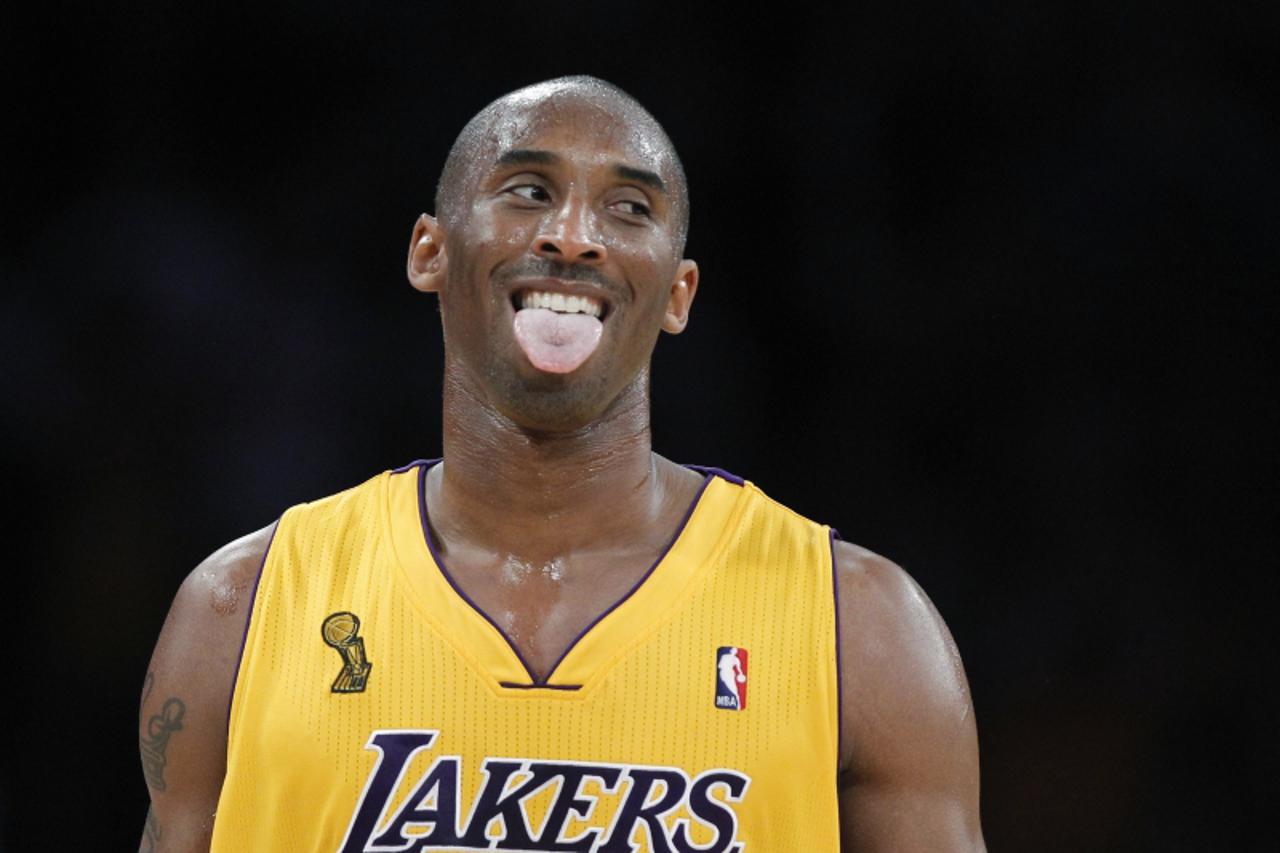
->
[838,724,983,851]
[835,541,985,852]
[139,522,274,851]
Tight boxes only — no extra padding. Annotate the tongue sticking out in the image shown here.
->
[513,307,604,374]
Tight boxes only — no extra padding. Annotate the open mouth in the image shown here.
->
[511,289,609,320]
[508,286,610,374]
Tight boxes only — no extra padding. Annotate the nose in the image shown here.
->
[533,197,607,264]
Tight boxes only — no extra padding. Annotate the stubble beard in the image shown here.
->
[479,355,649,437]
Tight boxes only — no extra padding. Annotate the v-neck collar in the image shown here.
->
[385,458,746,694]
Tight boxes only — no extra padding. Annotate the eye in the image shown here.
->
[508,184,551,203]
[613,199,652,218]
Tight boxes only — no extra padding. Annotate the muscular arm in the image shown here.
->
[139,522,276,852]
[835,540,985,851]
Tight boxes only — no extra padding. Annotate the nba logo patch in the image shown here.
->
[715,646,748,710]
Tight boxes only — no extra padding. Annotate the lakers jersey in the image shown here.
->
[213,460,841,851]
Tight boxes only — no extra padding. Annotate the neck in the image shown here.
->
[432,365,676,559]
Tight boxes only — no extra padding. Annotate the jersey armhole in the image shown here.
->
[225,516,282,745]
[829,525,844,785]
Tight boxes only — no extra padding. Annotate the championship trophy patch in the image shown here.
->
[322,611,373,693]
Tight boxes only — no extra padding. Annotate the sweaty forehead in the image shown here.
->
[480,91,676,181]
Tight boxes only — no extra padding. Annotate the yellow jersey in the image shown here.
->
[212,459,841,851]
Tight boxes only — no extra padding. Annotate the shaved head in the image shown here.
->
[434,75,690,254]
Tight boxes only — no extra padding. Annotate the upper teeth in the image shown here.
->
[520,290,604,318]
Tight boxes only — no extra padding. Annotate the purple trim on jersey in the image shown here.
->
[415,460,544,684]
[226,518,281,733]
[391,458,435,474]
[536,470,717,685]
[682,464,745,486]
[499,681,582,691]
[829,526,844,785]
[414,458,718,688]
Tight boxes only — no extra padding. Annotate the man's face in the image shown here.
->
[415,94,697,431]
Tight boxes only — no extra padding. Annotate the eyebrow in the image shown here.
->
[493,148,667,195]
[494,148,559,169]
[614,164,666,194]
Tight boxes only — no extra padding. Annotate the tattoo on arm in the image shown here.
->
[140,671,187,792]
[141,805,160,853]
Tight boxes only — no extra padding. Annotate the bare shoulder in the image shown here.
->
[177,523,277,622]
[833,539,973,739]
[139,521,277,850]
[149,522,277,679]
[832,538,984,850]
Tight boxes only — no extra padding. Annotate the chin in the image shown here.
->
[489,366,616,435]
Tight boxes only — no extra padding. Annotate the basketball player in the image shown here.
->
[139,75,985,851]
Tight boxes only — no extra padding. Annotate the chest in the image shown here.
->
[217,471,844,851]
[227,568,839,852]
[442,549,660,682]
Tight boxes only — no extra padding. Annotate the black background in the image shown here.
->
[5,2,1276,850]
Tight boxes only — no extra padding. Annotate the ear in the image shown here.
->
[661,259,699,334]
[407,213,447,293]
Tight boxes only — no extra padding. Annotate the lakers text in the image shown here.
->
[339,730,751,852]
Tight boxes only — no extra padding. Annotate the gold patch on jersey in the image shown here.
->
[321,611,372,693]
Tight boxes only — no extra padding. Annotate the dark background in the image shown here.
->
[5,2,1276,850]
